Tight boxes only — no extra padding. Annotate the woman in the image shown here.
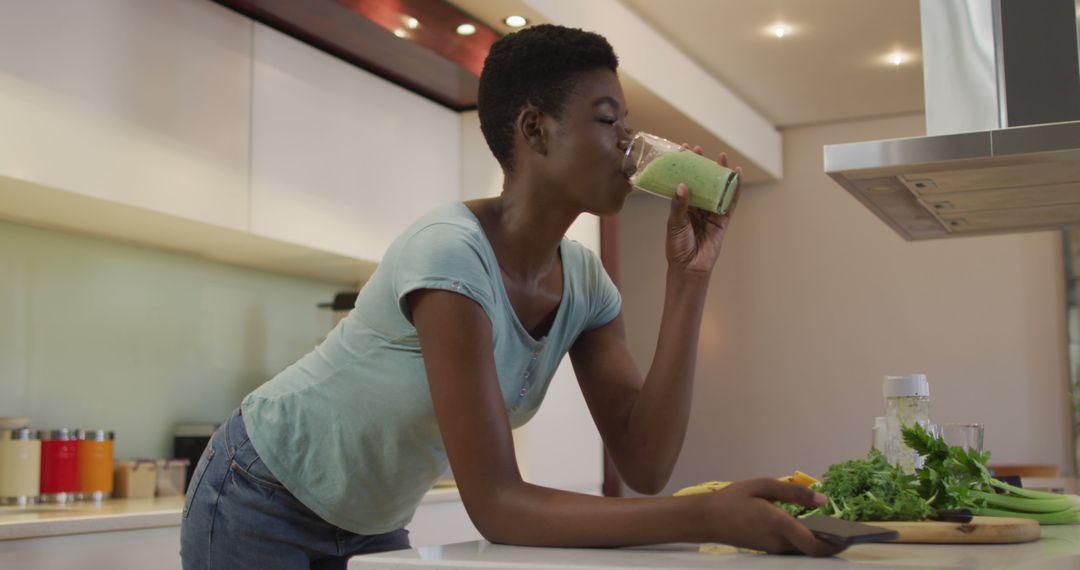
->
[180,24,841,569]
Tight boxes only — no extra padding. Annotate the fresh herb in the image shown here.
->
[783,448,933,521]
[902,423,1080,524]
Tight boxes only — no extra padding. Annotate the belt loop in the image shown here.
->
[223,408,236,458]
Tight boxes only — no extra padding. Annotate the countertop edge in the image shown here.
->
[1,488,462,541]
[0,510,181,541]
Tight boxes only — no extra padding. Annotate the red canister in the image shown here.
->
[40,428,79,503]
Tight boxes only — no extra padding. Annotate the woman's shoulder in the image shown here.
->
[388,202,489,253]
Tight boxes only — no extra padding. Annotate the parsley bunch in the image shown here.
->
[783,448,933,521]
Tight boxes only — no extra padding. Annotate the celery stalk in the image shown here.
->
[969,490,1077,513]
[988,479,1080,505]
[974,506,1080,525]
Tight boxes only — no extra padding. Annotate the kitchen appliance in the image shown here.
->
[824,0,1080,240]
[173,423,217,490]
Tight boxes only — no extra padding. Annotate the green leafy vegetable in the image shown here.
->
[902,422,1080,524]
[783,448,933,521]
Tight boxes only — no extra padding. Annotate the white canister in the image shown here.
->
[0,428,42,505]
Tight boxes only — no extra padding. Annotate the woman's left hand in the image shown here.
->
[665,147,741,276]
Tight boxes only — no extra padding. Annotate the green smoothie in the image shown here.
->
[632,151,739,214]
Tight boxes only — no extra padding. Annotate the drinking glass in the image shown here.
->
[622,132,739,214]
[940,422,985,451]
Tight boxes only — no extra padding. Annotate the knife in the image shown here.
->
[931,508,973,523]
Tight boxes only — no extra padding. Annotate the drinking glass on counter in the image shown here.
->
[940,422,985,452]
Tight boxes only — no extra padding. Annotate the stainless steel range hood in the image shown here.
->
[824,0,1080,240]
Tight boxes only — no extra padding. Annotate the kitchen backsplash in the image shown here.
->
[0,219,347,459]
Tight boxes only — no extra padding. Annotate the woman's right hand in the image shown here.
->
[703,478,847,557]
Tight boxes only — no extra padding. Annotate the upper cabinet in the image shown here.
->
[0,1,465,282]
[250,24,462,262]
[0,0,252,231]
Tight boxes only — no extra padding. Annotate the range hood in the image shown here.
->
[824,0,1080,240]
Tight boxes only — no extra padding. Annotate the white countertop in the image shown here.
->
[348,525,1080,570]
[0,487,461,541]
[0,496,185,541]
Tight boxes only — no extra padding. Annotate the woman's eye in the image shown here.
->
[597,117,618,125]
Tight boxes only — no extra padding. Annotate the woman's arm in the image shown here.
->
[571,150,740,494]
[568,272,706,495]
[409,288,836,554]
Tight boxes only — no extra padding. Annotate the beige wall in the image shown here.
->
[618,113,1072,493]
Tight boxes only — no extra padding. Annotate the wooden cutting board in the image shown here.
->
[865,516,1040,544]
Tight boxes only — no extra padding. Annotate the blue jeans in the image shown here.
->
[180,409,410,569]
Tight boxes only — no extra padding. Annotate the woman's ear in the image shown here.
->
[517,105,547,155]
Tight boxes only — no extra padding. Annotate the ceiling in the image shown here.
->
[618,0,924,128]
[450,0,926,129]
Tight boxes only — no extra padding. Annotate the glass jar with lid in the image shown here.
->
[883,374,930,474]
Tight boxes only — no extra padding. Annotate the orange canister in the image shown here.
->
[76,429,114,501]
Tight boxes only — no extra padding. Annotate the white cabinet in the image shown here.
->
[0,0,252,231]
[0,526,181,570]
[251,24,462,262]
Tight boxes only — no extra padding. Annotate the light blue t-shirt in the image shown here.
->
[241,201,622,535]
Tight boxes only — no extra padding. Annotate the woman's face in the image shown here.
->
[536,69,634,215]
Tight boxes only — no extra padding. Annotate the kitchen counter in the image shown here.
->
[0,487,462,541]
[348,525,1080,569]
[0,496,185,541]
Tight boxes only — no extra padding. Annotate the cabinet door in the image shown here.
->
[251,24,461,262]
[0,0,251,230]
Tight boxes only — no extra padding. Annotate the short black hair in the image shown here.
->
[477,24,619,172]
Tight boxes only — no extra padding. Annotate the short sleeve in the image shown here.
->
[392,222,497,324]
[582,247,622,331]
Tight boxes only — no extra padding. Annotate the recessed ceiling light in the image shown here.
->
[504,15,528,28]
[403,16,419,30]
[393,28,407,39]
[456,23,477,36]
[772,24,788,38]
[888,51,906,66]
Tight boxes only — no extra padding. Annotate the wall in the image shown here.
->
[0,0,460,461]
[618,113,1071,492]
[0,220,345,459]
